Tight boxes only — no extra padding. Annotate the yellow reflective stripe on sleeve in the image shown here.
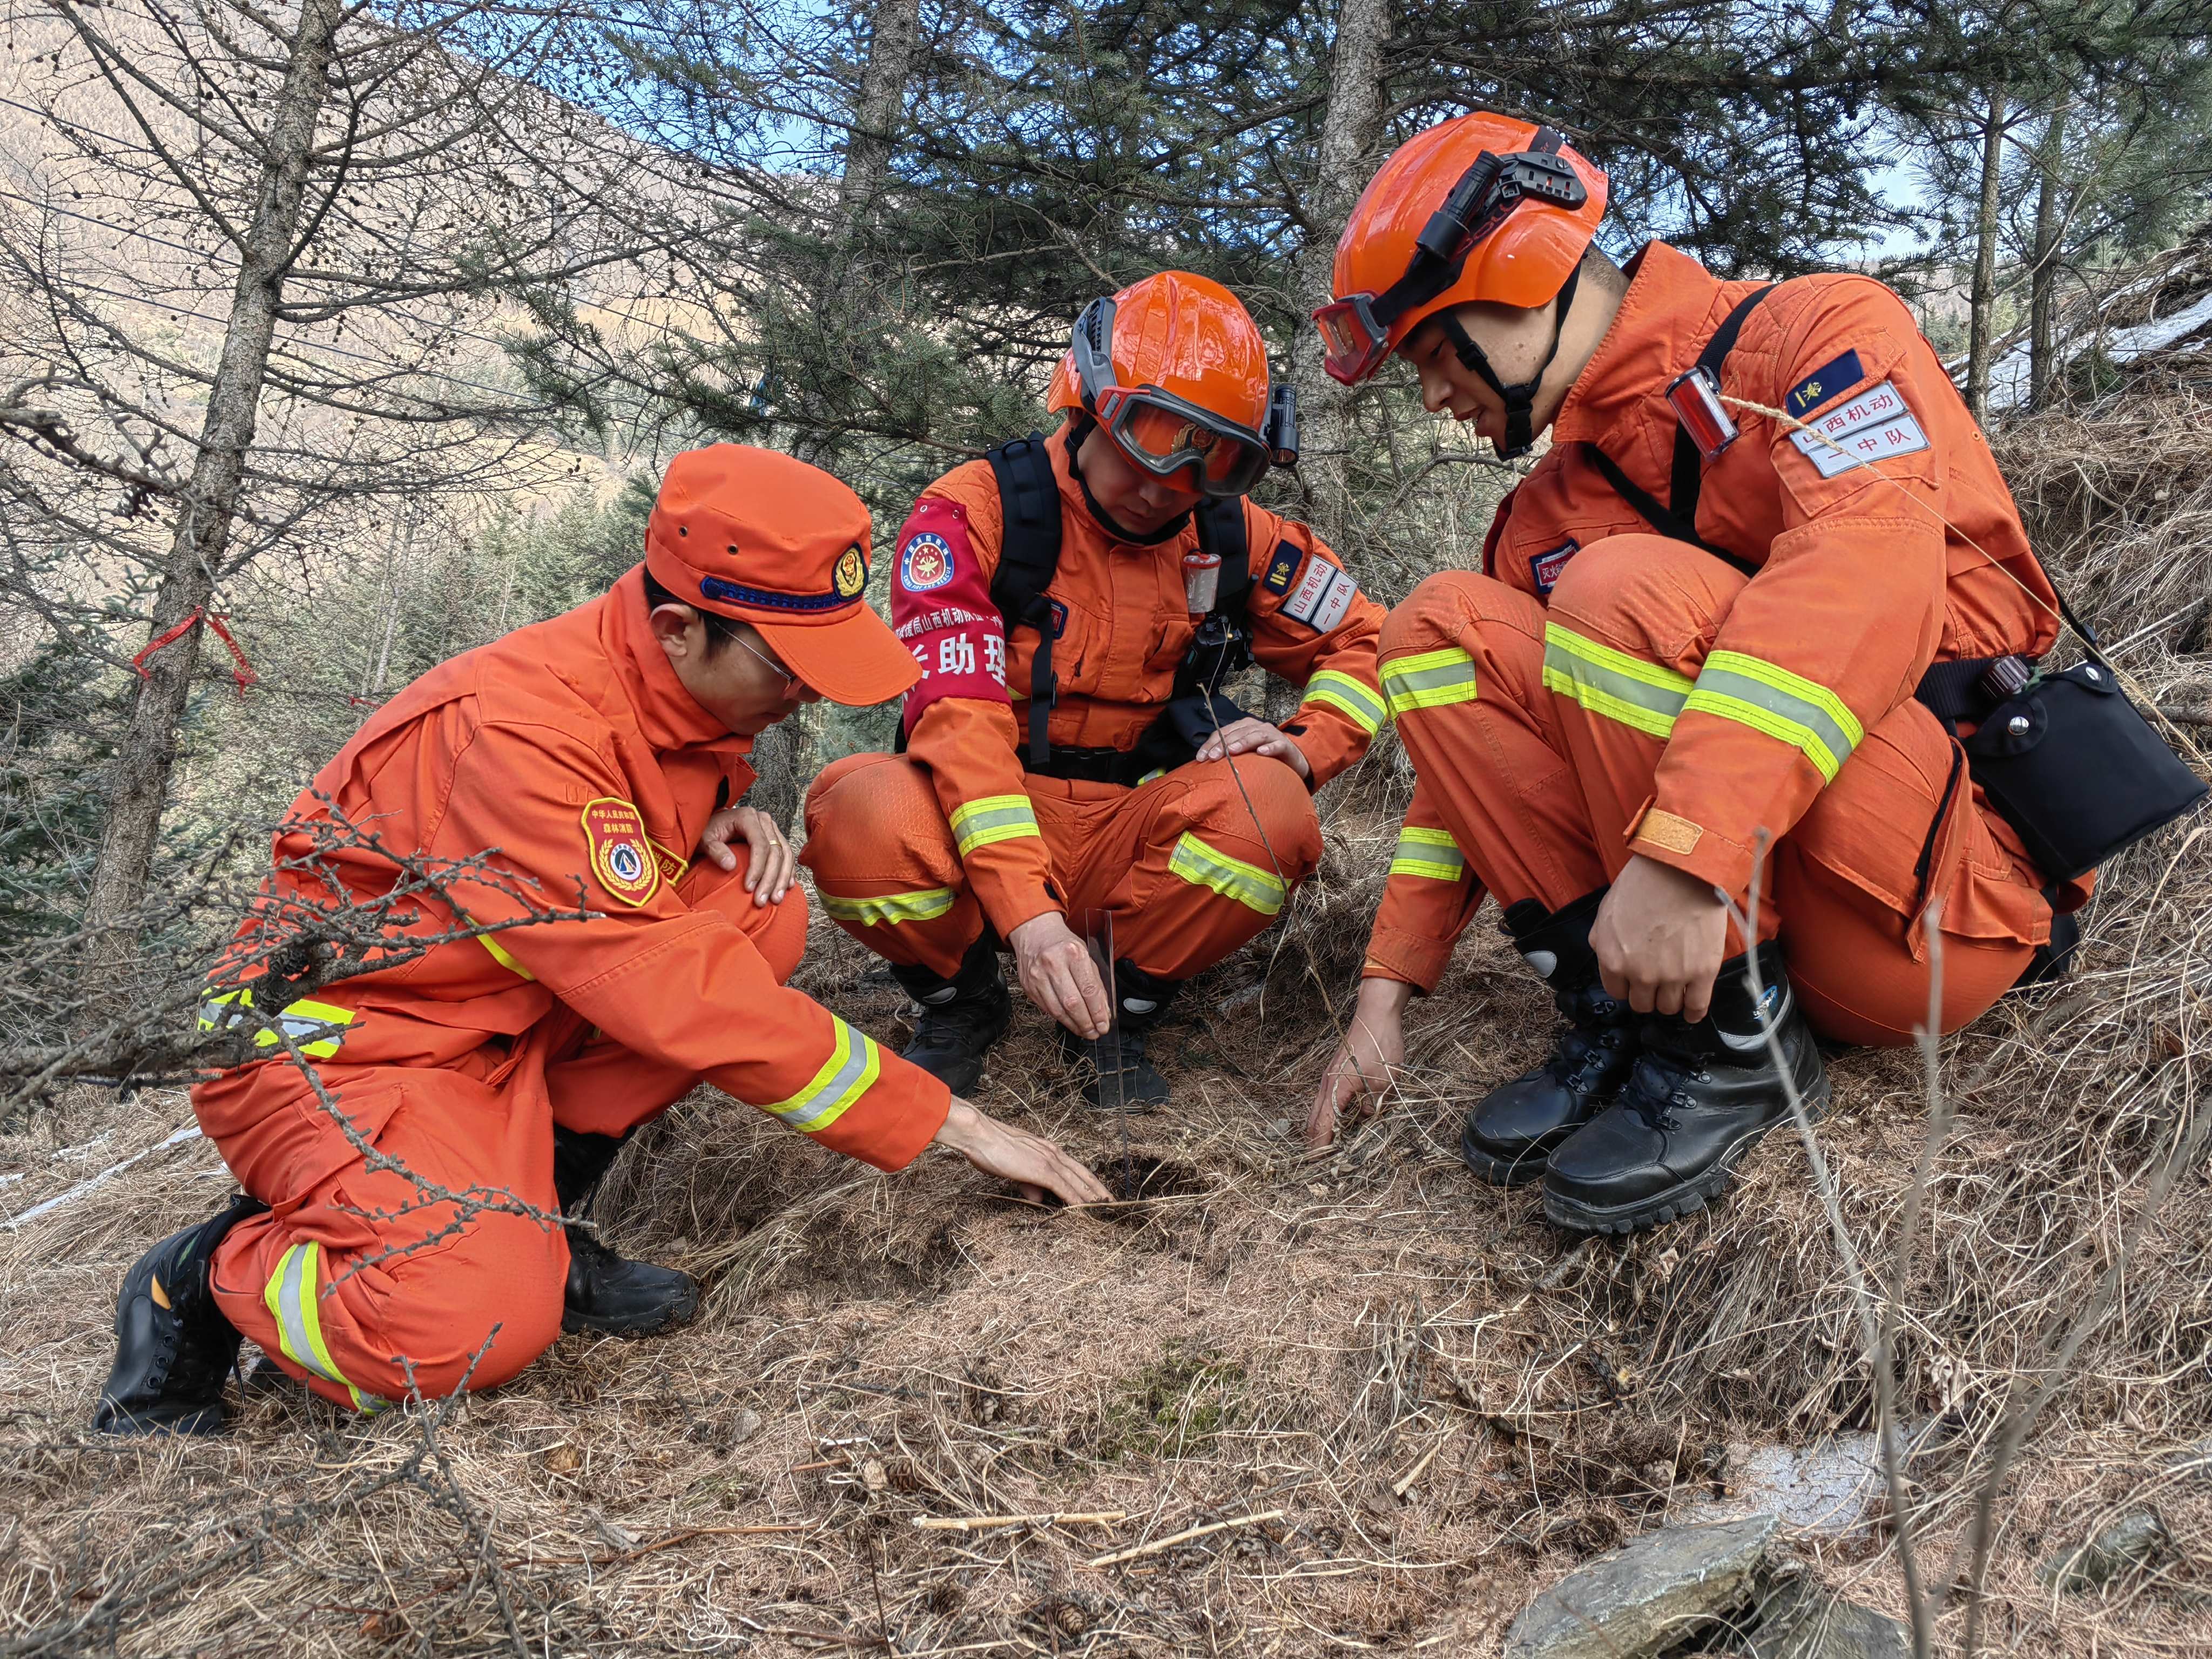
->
[948,794,1042,856]
[1683,649,1864,783]
[760,1018,883,1135]
[200,989,355,1059]
[1541,623,1692,740]
[819,887,958,927]
[1388,825,1467,882]
[1166,832,1285,916]
[1380,648,1478,718]
[1304,669,1387,736]
[477,932,537,981]
[264,1241,381,1412]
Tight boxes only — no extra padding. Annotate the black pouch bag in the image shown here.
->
[1961,660,2208,882]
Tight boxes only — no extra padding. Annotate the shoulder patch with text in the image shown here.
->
[582,798,659,908]
[889,495,1009,731]
[1529,537,1579,598]
[1784,349,1865,417]
[1261,543,1306,595]
[1280,556,1358,633]
[1788,379,1929,478]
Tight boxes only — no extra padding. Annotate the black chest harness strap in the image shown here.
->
[983,431,1260,775]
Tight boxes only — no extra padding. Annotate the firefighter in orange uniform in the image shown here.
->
[95,446,1109,1435]
[803,273,1387,1107]
[1306,114,2086,1233]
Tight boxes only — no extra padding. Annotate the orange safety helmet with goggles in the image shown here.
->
[1048,271,1298,497]
[1315,113,1608,457]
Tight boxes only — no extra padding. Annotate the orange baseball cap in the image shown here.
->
[644,444,919,706]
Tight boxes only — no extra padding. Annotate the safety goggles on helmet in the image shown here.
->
[1313,134,1589,387]
[1071,298,1297,498]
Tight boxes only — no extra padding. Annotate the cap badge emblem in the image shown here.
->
[833,545,868,599]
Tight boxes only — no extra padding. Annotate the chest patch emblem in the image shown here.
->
[1529,537,1579,598]
[582,797,660,908]
[1785,349,1865,417]
[900,532,954,592]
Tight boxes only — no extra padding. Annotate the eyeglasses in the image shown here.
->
[732,631,803,698]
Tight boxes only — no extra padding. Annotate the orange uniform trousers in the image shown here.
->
[801,752,1322,982]
[201,853,806,1411]
[1387,538,2055,1045]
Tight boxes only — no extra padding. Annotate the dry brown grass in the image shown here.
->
[4,389,2212,1656]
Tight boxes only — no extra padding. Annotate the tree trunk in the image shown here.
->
[837,0,921,233]
[2028,102,2069,411]
[1286,0,1391,551]
[1964,80,2009,424]
[82,0,345,953]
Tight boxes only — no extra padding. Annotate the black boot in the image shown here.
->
[1461,892,1638,1186]
[1058,961,1175,1110]
[892,935,1012,1095]
[1541,942,1829,1235]
[93,1192,268,1436]
[553,1125,699,1338]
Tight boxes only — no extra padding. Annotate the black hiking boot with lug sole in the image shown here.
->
[1460,891,1639,1187]
[1541,941,1829,1235]
[1059,960,1176,1111]
[892,936,1013,1096]
[553,1124,699,1338]
[93,1192,269,1436]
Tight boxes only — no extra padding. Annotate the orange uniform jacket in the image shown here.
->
[893,424,1388,936]
[1367,241,2067,989]
[201,566,948,1179]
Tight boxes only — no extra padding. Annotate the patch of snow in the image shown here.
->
[1689,1433,1884,1536]
[2106,289,2212,364]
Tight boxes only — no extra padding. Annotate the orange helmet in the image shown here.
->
[1049,271,1296,497]
[1315,113,1607,414]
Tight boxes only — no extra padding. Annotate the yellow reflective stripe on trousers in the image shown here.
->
[198,988,355,1059]
[264,1240,381,1412]
[1683,649,1864,782]
[948,794,1042,855]
[1304,669,1387,736]
[1381,648,1478,718]
[1166,832,1285,916]
[1388,825,1467,882]
[819,887,957,927]
[760,1018,882,1134]
[1541,623,1692,740]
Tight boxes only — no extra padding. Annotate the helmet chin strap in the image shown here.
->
[1438,261,1583,460]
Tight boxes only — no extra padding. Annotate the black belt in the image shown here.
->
[1022,744,1153,787]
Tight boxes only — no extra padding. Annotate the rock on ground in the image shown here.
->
[1504,1514,1778,1659]
[1750,1576,1911,1659]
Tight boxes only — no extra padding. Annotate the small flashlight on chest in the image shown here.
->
[1665,365,1740,463]
[1183,550,1222,615]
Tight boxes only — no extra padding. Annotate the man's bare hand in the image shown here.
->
[698,805,794,906]
[934,1097,1111,1206]
[1592,854,1729,1022]
[1009,912,1112,1039]
[1193,717,1311,781]
[1307,977,1413,1147]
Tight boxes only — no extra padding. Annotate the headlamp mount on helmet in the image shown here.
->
[1070,296,1296,497]
[1314,126,1591,406]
